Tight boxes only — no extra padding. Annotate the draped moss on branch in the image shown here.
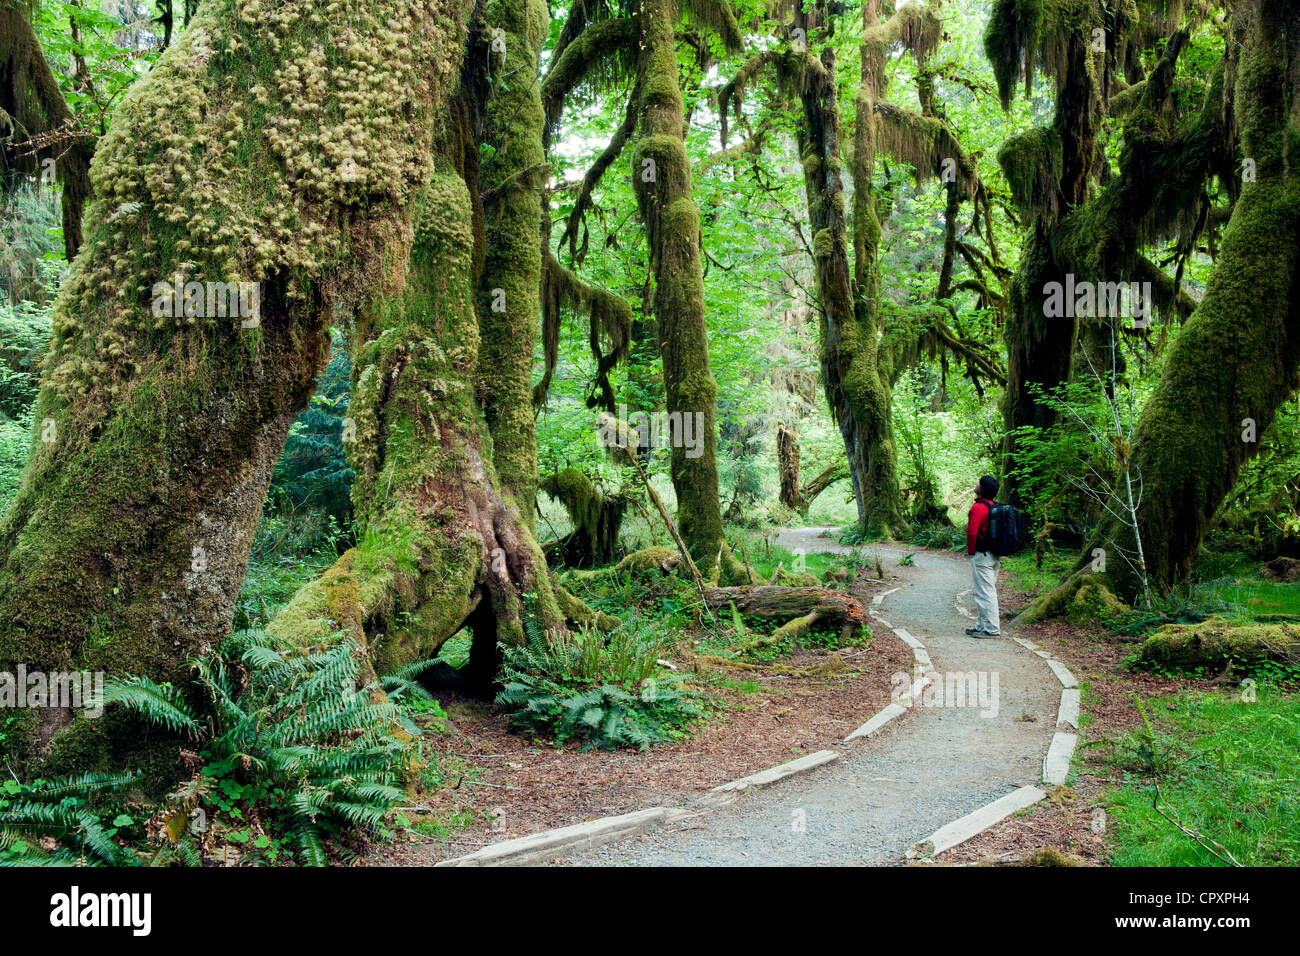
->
[1021,0,1300,611]
[536,250,633,410]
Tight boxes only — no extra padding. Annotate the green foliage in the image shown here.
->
[0,771,140,866]
[0,185,62,308]
[268,337,354,533]
[102,629,414,866]
[1107,688,1300,866]
[496,613,704,750]
[0,296,52,417]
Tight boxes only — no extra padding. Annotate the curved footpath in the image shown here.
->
[557,528,1063,866]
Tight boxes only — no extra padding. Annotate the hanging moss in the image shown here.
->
[535,250,633,410]
[1084,0,1300,600]
[874,102,979,197]
[999,127,1064,223]
[541,468,626,566]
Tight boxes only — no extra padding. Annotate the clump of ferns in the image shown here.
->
[0,771,142,866]
[102,628,420,866]
[497,604,704,752]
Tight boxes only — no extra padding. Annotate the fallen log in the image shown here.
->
[702,585,870,645]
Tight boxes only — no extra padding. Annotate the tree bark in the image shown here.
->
[0,0,473,769]
[630,0,726,564]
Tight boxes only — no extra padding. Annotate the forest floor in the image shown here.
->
[370,538,916,864]
[368,530,1259,867]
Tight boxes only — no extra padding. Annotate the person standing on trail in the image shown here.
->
[966,476,1001,637]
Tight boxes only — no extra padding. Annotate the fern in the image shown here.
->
[497,620,706,751]
[101,629,413,866]
[0,771,140,866]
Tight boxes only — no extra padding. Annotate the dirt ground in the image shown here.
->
[371,585,913,865]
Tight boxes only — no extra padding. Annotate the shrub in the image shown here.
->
[496,613,704,750]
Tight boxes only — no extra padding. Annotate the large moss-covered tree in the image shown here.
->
[269,0,612,689]
[986,0,1236,509]
[0,0,473,771]
[1023,0,1300,611]
[628,0,742,564]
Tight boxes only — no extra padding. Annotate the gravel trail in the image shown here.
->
[558,528,1059,866]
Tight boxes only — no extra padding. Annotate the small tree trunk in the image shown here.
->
[630,0,726,564]
[777,423,801,509]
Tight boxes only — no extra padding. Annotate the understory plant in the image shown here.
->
[496,611,704,750]
[0,771,141,866]
[100,629,417,865]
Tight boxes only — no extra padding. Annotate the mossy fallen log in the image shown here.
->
[1136,618,1300,673]
[703,585,870,645]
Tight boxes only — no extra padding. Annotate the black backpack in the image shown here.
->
[985,501,1023,557]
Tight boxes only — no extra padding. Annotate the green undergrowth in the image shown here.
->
[723,525,884,586]
[3,629,438,866]
[1104,687,1300,866]
[495,611,706,751]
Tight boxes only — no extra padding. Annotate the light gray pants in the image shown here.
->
[970,551,1001,635]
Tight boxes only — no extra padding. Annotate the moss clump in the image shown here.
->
[999,127,1063,223]
[1137,619,1300,674]
[615,546,680,574]
[1017,846,1085,867]
[1065,578,1130,623]
[778,569,821,588]
[984,0,1045,110]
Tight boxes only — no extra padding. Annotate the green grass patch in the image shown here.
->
[1106,687,1300,866]
[999,549,1075,596]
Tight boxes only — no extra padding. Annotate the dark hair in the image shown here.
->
[978,475,1000,499]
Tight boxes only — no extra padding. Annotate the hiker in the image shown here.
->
[966,475,1001,637]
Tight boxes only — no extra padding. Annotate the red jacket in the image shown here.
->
[967,498,995,555]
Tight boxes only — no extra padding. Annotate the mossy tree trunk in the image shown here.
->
[269,0,591,689]
[1,0,93,258]
[830,0,907,538]
[1087,0,1300,600]
[629,0,725,564]
[0,0,472,770]
[476,0,546,519]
